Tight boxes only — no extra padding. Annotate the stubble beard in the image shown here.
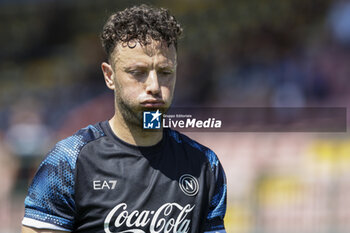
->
[115,93,171,130]
[115,93,143,128]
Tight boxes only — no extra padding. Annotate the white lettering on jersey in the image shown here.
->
[104,203,195,233]
[93,180,117,190]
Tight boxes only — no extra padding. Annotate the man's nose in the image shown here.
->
[145,70,160,95]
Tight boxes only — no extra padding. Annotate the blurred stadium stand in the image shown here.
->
[0,0,350,232]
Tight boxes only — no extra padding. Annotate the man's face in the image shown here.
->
[102,39,177,126]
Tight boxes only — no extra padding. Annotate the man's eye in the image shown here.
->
[159,70,173,75]
[128,70,146,76]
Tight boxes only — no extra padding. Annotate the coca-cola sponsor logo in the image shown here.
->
[104,203,195,233]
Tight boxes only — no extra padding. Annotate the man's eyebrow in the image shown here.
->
[123,63,149,69]
[157,63,175,69]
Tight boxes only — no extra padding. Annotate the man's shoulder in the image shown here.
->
[166,129,220,170]
[44,122,106,168]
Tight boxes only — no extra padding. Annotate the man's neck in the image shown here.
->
[108,115,163,146]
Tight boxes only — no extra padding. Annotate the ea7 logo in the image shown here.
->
[93,180,117,190]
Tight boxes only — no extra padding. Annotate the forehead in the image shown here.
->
[111,40,177,66]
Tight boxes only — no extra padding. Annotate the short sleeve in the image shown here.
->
[204,151,227,233]
[22,135,84,231]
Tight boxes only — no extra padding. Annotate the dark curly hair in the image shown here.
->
[100,4,183,59]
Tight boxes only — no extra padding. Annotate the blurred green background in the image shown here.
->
[0,0,350,232]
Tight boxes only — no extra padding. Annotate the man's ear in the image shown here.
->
[101,62,115,90]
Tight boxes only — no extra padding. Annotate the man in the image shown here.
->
[22,4,227,233]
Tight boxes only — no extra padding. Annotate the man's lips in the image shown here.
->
[140,100,165,107]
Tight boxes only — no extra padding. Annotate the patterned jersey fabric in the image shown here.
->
[22,121,227,233]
